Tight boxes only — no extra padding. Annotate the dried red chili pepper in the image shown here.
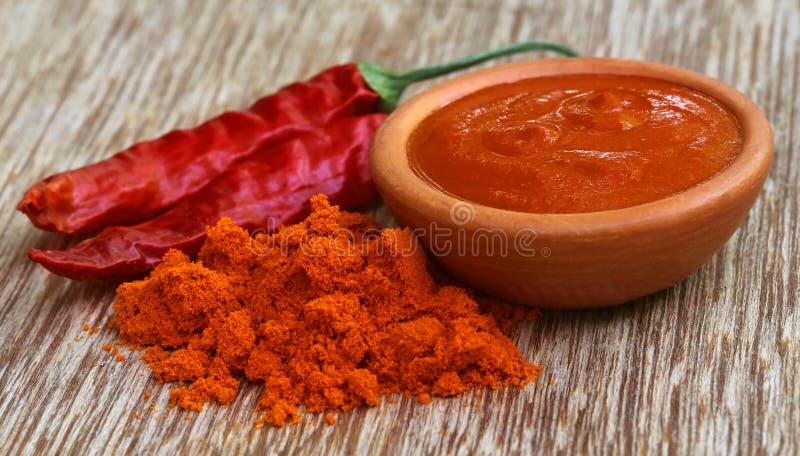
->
[23,41,577,280]
[28,114,385,280]
[18,65,379,234]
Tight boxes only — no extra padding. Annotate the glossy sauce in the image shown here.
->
[408,75,743,213]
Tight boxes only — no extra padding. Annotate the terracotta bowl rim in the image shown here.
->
[370,57,773,235]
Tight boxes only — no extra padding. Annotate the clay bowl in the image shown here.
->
[370,58,773,309]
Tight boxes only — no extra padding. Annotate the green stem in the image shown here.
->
[358,41,579,112]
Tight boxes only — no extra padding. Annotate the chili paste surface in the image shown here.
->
[408,74,742,213]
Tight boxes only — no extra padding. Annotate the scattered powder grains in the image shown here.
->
[82,323,100,334]
[99,344,127,362]
[113,195,540,427]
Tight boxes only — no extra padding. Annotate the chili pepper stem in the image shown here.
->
[358,41,579,112]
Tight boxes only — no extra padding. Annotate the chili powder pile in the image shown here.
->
[114,195,540,426]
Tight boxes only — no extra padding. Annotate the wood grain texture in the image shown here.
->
[0,0,797,454]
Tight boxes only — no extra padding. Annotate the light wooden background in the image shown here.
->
[1,0,797,454]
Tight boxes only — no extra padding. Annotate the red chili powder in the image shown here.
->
[113,194,540,426]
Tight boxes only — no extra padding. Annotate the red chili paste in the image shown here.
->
[408,75,742,213]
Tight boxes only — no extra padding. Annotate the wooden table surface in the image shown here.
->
[1,0,798,454]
